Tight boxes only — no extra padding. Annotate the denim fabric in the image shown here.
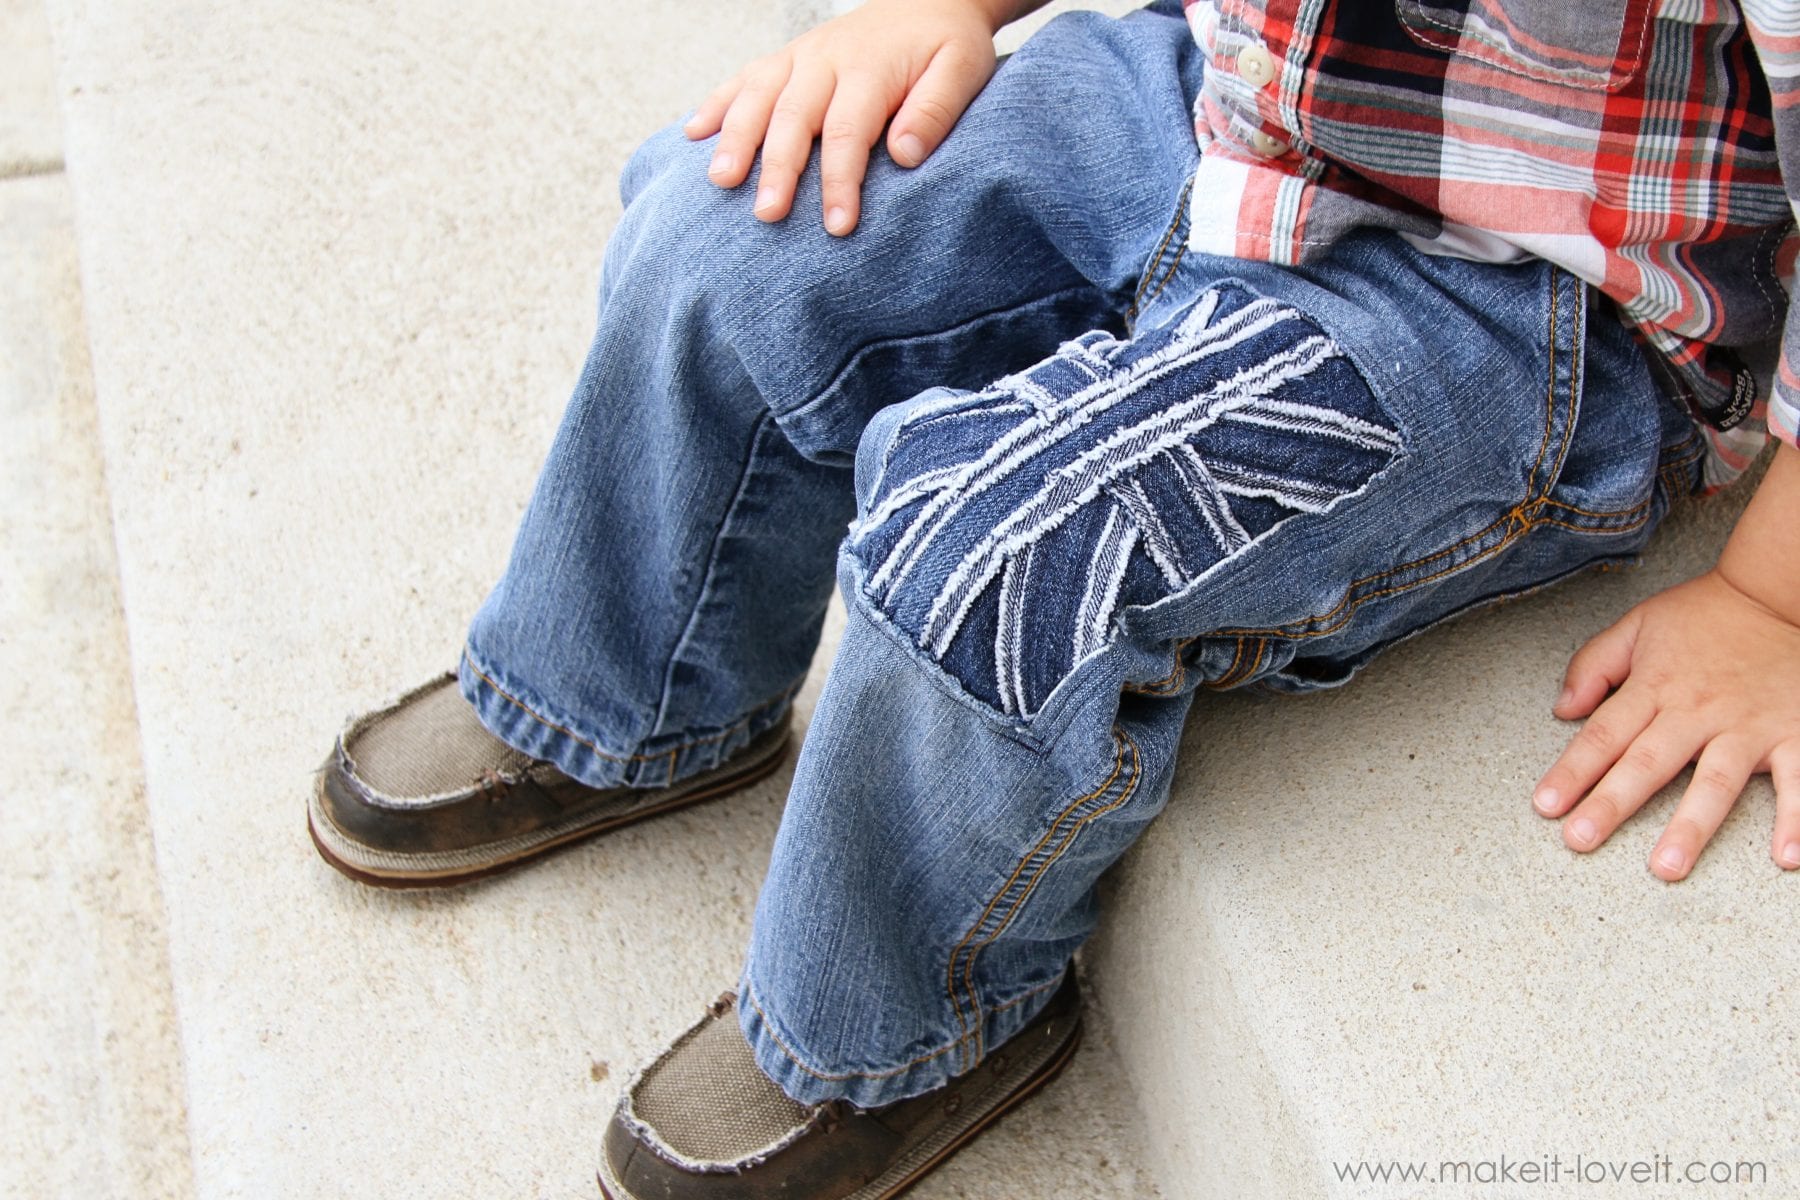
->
[460,0,1206,789]
[848,283,1403,718]
[462,0,1703,1107]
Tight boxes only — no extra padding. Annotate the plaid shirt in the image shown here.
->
[1181,0,1800,491]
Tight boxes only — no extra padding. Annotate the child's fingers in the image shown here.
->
[1649,737,1758,880]
[818,74,890,235]
[752,64,836,222]
[1534,687,1656,817]
[1772,744,1800,869]
[1558,711,1705,853]
[886,42,993,168]
[1553,611,1640,719]
[684,74,741,141]
[709,56,794,190]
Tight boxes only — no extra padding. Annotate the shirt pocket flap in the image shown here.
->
[1396,0,1656,92]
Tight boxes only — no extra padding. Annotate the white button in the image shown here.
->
[1236,44,1275,87]
[1250,130,1289,157]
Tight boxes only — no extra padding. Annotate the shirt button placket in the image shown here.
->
[1237,42,1286,157]
[1236,43,1276,88]
[1251,129,1289,158]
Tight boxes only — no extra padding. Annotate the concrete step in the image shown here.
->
[39,1,1162,1196]
[0,0,60,177]
[37,0,1800,1196]
[1085,473,1800,1197]
[0,2,193,1186]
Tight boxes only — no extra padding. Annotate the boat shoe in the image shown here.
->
[309,673,790,888]
[597,975,1083,1200]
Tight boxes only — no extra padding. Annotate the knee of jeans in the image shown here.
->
[618,121,686,210]
[854,390,965,511]
[610,126,769,286]
[607,126,875,416]
[843,284,1404,720]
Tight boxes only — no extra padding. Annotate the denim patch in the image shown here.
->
[847,284,1402,717]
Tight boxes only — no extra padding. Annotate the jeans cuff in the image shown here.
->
[734,966,1071,1109]
[458,645,798,789]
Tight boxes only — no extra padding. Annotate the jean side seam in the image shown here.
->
[1206,477,1676,645]
[960,728,1143,1066]
[1125,173,1195,331]
[1201,271,1580,643]
[1197,636,1249,692]
[1533,271,1583,503]
[1521,266,1570,504]
[1122,645,1186,695]
[1205,515,1577,642]
[746,736,1134,1088]
[1206,331,1708,645]
[1122,635,1201,695]
[940,731,1123,1065]
[1203,635,1268,689]
[947,727,1142,1070]
[1136,241,1191,320]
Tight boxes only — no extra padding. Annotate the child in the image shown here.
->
[308,1,1800,1195]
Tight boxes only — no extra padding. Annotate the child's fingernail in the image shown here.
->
[710,154,738,181]
[1569,817,1596,847]
[895,132,926,165]
[1533,787,1558,814]
[826,206,849,233]
[755,185,779,212]
[1555,687,1573,710]
[1657,845,1686,874]
[1780,841,1800,868]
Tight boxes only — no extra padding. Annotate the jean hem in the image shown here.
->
[734,967,1071,1109]
[458,644,800,789]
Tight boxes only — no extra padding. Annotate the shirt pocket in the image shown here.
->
[1395,0,1656,92]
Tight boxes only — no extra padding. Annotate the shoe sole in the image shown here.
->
[594,1012,1084,1200]
[307,729,790,890]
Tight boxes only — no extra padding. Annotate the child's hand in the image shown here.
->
[1533,567,1800,881]
[682,0,1024,236]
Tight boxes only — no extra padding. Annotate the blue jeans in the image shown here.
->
[461,0,1703,1107]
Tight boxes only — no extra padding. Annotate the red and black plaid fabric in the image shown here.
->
[1182,0,1800,490]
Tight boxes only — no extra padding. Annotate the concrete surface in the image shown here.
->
[18,0,1800,1197]
[0,171,192,1195]
[38,1,1161,1196]
[1,0,61,175]
[1088,464,1800,1199]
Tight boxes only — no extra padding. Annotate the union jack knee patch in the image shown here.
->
[847,285,1402,718]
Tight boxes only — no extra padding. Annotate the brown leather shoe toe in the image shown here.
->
[309,673,789,888]
[596,975,1083,1200]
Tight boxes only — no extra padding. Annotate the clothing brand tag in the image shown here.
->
[1718,364,1757,431]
